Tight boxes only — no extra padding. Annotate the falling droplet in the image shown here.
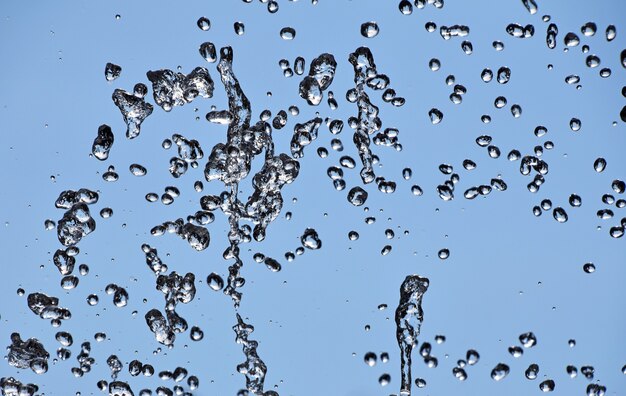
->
[280,27,296,40]
[539,379,555,392]
[197,17,210,31]
[491,363,510,381]
[429,108,443,124]
[361,21,379,38]
[347,186,368,206]
[301,228,322,250]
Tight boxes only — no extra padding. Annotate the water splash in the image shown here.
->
[395,275,429,395]
[7,333,49,374]
[112,87,153,139]
[147,67,214,112]
[233,314,275,396]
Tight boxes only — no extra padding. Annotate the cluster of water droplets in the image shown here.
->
[5,1,626,396]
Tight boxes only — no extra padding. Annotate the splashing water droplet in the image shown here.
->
[395,275,429,395]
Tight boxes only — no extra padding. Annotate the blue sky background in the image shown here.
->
[1,0,625,395]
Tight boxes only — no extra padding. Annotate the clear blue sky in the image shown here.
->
[1,0,625,395]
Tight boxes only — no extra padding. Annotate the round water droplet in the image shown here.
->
[361,22,379,38]
[553,207,568,223]
[206,273,223,291]
[491,363,510,381]
[378,373,390,386]
[509,345,524,357]
[606,25,616,41]
[612,179,625,193]
[199,42,217,63]
[411,185,423,196]
[197,17,210,31]
[581,22,597,36]
[347,187,368,206]
[129,164,147,176]
[364,352,377,367]
[398,0,413,15]
[466,349,480,365]
[519,332,537,348]
[525,363,539,380]
[569,194,582,207]
[429,58,440,71]
[593,158,607,172]
[539,379,555,392]
[280,27,296,40]
[564,32,580,46]
[429,108,443,124]
[234,21,245,35]
[586,55,601,68]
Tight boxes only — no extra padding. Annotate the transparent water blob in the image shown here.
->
[364,352,377,367]
[491,363,510,381]
[583,263,595,273]
[539,379,555,392]
[361,22,379,38]
[428,108,443,124]
[197,17,210,31]
[234,21,245,35]
[525,363,539,380]
[280,27,296,40]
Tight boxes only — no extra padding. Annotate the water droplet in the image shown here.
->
[129,163,147,176]
[491,363,510,381]
[234,21,245,35]
[497,67,511,84]
[466,349,480,365]
[301,228,322,250]
[207,273,224,291]
[606,25,617,41]
[453,367,467,381]
[564,32,580,46]
[509,345,524,357]
[540,379,555,392]
[378,373,391,386]
[105,63,122,82]
[581,22,597,36]
[398,0,413,15]
[429,58,440,71]
[593,157,607,172]
[197,17,210,31]
[361,21,379,38]
[199,42,217,63]
[364,352,377,367]
[521,363,539,380]
[429,108,443,124]
[280,27,296,40]
[586,55,601,68]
